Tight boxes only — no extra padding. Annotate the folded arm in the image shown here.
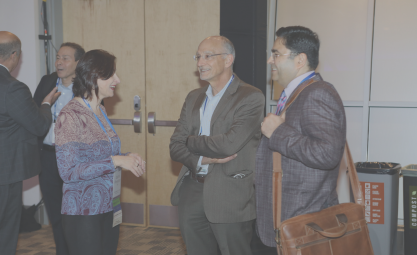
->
[169,93,200,171]
[187,92,265,158]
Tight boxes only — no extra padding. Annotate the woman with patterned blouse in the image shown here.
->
[55,49,145,255]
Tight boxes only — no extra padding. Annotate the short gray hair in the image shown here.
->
[219,36,235,60]
[0,38,21,62]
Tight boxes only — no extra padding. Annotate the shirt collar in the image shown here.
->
[206,75,234,99]
[0,64,9,72]
[58,78,73,90]
[284,71,315,99]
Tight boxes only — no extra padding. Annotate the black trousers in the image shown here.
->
[0,181,22,255]
[62,211,119,255]
[39,147,69,255]
[250,220,279,255]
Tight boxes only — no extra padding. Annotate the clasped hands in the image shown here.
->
[112,153,146,177]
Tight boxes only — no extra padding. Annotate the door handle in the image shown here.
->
[109,111,142,133]
[147,112,178,134]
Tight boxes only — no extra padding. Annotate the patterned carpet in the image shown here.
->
[16,225,187,255]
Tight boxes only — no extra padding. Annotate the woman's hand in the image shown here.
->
[112,154,146,177]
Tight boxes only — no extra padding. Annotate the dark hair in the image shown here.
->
[0,37,21,61]
[60,42,85,61]
[73,49,116,100]
[275,26,320,70]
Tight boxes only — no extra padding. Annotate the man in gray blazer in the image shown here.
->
[0,31,59,254]
[170,36,264,255]
[255,26,346,250]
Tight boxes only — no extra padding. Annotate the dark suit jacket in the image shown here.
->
[34,72,58,146]
[0,65,52,185]
[170,74,265,223]
[33,72,58,107]
[255,74,346,247]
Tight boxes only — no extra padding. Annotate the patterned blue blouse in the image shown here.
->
[55,100,123,215]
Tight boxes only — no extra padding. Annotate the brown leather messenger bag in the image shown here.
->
[272,80,374,255]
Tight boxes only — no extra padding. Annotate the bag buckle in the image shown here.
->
[275,229,281,245]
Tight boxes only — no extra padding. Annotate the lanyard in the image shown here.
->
[199,75,234,135]
[53,78,74,122]
[82,98,120,156]
[298,72,316,87]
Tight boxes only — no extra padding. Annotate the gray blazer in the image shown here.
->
[255,74,346,247]
[0,66,52,185]
[170,74,265,223]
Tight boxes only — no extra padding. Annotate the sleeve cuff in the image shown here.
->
[197,156,203,168]
[42,102,51,106]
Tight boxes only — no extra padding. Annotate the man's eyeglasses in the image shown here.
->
[270,52,297,60]
[193,53,229,62]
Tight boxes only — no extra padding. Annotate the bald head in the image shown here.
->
[0,31,21,62]
[203,36,235,60]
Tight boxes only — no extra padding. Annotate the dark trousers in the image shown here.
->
[62,211,119,255]
[178,175,254,255]
[250,220,278,255]
[0,181,22,255]
[39,147,69,255]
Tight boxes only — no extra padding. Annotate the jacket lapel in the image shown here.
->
[210,74,240,130]
[284,73,323,111]
[191,88,208,135]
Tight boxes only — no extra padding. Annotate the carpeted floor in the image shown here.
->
[16,225,187,255]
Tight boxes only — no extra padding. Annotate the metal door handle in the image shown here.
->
[147,112,178,134]
[109,111,142,133]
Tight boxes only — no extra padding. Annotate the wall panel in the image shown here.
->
[275,0,370,101]
[371,0,417,102]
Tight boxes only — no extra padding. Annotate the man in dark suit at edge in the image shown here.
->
[170,36,265,255]
[33,42,85,255]
[0,31,59,255]
[255,26,346,252]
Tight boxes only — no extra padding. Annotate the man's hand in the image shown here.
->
[42,87,61,106]
[201,154,237,165]
[261,112,285,138]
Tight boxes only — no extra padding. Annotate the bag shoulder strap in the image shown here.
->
[272,78,317,230]
[343,142,364,205]
[272,80,363,232]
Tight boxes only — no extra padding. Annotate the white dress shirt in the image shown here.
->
[281,71,315,108]
[196,75,234,175]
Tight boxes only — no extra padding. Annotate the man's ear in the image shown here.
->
[295,53,308,69]
[225,54,234,68]
[10,51,17,60]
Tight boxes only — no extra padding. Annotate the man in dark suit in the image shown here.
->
[255,26,346,251]
[0,31,59,254]
[33,42,84,255]
[170,36,265,255]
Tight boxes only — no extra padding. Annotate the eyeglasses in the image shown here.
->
[270,52,297,60]
[193,53,229,61]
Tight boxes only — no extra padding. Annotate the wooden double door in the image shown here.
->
[62,0,219,227]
